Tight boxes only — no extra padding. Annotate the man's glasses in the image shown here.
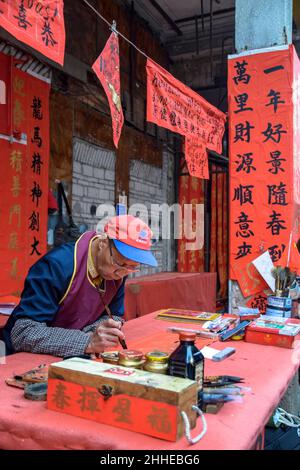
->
[108,239,140,273]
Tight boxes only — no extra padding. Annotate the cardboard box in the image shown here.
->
[245,317,300,349]
[47,358,198,441]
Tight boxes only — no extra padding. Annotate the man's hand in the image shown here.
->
[85,319,125,354]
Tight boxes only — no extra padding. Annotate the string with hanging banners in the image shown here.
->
[81,0,226,178]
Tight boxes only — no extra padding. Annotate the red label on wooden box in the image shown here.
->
[47,379,178,441]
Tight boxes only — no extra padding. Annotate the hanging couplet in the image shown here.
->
[228,45,300,298]
[92,32,124,149]
[146,59,226,178]
[246,292,268,315]
[0,55,50,297]
[0,0,65,66]
[178,175,205,273]
[185,137,209,179]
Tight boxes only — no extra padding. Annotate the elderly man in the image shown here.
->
[3,215,157,357]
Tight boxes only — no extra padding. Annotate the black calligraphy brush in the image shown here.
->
[104,303,128,350]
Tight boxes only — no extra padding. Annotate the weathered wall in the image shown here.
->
[50,0,170,199]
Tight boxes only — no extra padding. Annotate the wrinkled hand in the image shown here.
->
[85,319,125,354]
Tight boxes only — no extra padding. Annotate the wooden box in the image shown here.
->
[47,358,198,442]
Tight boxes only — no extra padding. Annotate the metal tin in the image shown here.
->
[101,351,119,365]
[143,351,169,374]
[266,295,292,318]
[118,350,145,369]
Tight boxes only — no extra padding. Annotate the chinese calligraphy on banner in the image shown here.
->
[92,32,124,148]
[185,137,209,179]
[228,45,300,297]
[0,0,65,66]
[0,55,49,296]
[146,59,226,179]
[178,174,205,272]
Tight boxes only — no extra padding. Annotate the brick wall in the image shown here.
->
[129,150,175,277]
[72,138,116,230]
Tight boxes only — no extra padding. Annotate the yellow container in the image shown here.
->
[143,351,169,374]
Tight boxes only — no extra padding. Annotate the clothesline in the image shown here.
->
[82,0,151,61]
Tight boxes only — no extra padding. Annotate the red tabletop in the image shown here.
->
[0,311,299,450]
[0,314,8,329]
[124,272,217,320]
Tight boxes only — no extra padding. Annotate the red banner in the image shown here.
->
[185,137,209,180]
[147,59,225,150]
[92,32,124,149]
[178,175,205,272]
[0,55,49,296]
[246,292,268,315]
[0,0,65,66]
[147,59,226,178]
[228,45,300,297]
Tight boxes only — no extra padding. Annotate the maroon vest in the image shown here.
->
[52,231,122,329]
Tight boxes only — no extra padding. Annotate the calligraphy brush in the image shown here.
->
[104,303,128,350]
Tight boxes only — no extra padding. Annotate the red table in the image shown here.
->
[0,311,299,450]
[0,314,8,330]
[125,272,217,320]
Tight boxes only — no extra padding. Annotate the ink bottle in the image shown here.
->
[168,332,204,391]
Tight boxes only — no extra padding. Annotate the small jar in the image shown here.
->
[101,351,119,365]
[118,350,145,369]
[143,351,169,375]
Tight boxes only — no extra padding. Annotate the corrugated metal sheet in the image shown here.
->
[0,40,51,83]
[73,138,116,170]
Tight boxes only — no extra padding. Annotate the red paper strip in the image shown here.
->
[92,32,124,148]
[228,45,300,296]
[185,137,209,179]
[146,58,226,151]
[0,0,65,66]
[0,54,50,297]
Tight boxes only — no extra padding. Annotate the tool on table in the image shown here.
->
[219,320,251,341]
[211,347,236,361]
[24,382,48,401]
[203,316,237,334]
[98,287,128,349]
[167,326,219,339]
[204,375,245,387]
[6,363,48,389]
[103,303,128,350]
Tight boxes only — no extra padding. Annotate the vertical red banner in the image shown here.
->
[0,0,65,66]
[228,45,300,297]
[0,55,49,296]
[178,175,205,273]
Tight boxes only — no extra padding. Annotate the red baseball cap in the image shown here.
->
[104,215,157,267]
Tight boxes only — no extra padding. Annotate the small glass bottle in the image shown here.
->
[168,332,205,392]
